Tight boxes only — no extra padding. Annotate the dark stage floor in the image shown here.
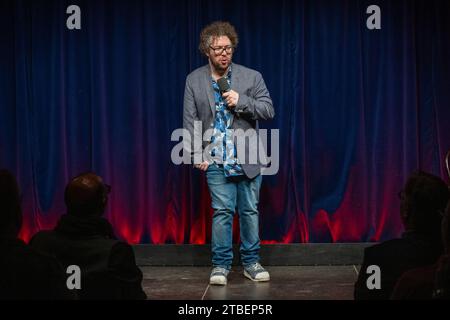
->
[141,265,360,300]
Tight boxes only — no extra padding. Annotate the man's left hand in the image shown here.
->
[222,90,239,108]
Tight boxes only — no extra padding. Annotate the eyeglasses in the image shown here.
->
[209,45,234,55]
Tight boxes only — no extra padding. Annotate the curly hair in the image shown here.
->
[199,21,239,56]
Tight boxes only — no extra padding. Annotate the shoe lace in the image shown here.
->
[212,267,227,274]
[247,263,263,271]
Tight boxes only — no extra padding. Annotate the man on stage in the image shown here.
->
[183,21,275,285]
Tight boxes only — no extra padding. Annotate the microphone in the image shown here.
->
[217,77,230,93]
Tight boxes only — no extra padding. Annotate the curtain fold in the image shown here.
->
[0,0,449,244]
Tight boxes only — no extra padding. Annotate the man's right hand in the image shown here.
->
[194,161,210,171]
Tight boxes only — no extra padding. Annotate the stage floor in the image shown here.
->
[141,265,360,300]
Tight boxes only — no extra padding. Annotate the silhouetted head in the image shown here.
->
[0,170,22,237]
[400,171,449,239]
[65,173,111,217]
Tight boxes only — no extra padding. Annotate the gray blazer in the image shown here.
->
[183,63,275,179]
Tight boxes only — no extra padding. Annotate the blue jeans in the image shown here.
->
[206,163,262,269]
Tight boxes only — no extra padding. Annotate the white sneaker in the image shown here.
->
[244,263,270,282]
[209,267,230,285]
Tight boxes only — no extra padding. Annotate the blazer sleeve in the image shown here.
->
[234,72,275,121]
[182,76,204,164]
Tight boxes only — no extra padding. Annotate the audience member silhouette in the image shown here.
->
[0,169,72,300]
[433,201,450,299]
[354,171,450,300]
[30,172,147,300]
[391,201,450,299]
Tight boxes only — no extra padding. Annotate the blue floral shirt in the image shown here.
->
[210,68,243,177]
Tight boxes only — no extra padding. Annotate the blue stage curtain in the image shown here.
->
[0,0,449,243]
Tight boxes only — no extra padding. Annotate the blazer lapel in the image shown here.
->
[230,63,240,125]
[202,65,216,117]
[230,63,240,93]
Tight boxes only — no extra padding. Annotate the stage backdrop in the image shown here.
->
[1,0,449,244]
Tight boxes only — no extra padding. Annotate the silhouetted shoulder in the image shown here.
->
[0,239,73,300]
[29,230,61,251]
[364,236,440,264]
[391,264,436,299]
[363,238,408,261]
[29,230,57,243]
[109,241,139,267]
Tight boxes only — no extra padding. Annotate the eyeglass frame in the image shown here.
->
[209,45,234,55]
